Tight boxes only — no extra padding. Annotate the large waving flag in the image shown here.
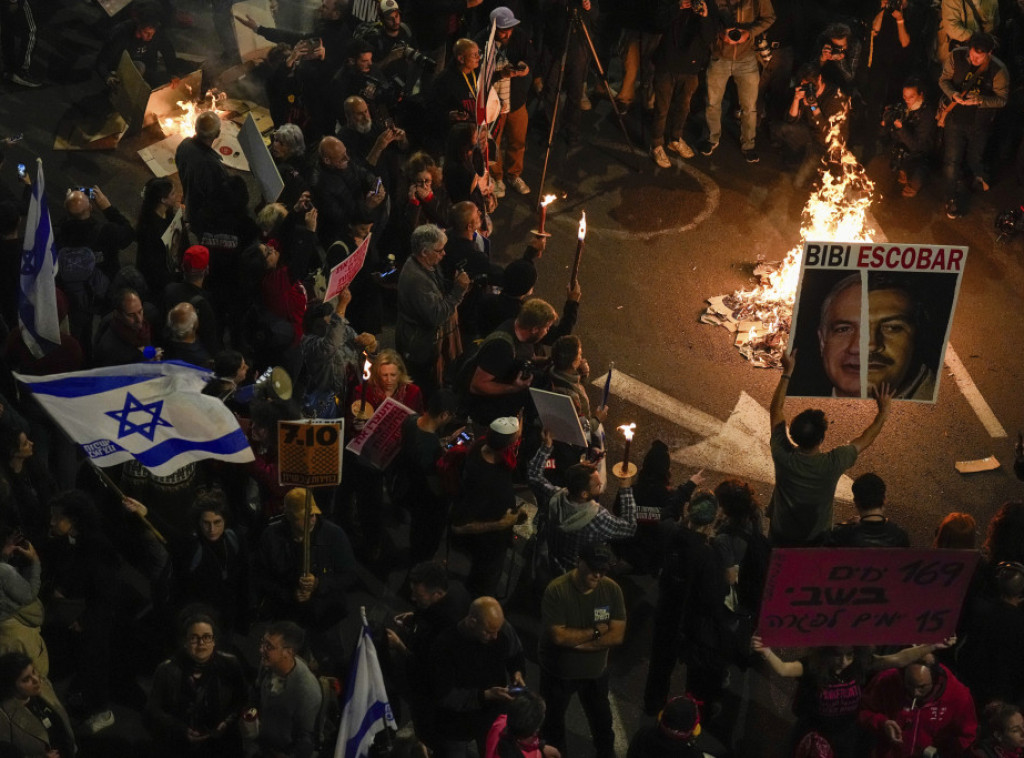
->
[19,159,60,359]
[335,609,397,758]
[13,361,255,476]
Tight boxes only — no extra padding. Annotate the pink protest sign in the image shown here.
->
[324,234,371,302]
[758,548,979,647]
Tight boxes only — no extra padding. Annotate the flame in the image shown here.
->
[578,211,587,241]
[362,358,372,381]
[617,422,635,440]
[707,108,875,364]
[541,194,557,208]
[159,89,228,138]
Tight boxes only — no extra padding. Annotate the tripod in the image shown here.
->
[536,4,640,206]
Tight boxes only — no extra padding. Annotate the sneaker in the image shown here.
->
[743,148,760,164]
[9,71,42,88]
[579,91,592,111]
[651,145,671,168]
[492,178,506,198]
[507,175,530,194]
[81,710,115,735]
[973,176,990,192]
[667,138,695,159]
[945,199,962,219]
[699,140,718,156]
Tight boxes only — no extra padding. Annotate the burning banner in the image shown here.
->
[701,114,876,368]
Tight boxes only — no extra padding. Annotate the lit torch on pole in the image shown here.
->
[569,211,586,290]
[351,353,375,425]
[613,422,637,481]
[531,194,556,238]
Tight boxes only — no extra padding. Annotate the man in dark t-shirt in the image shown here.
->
[466,298,558,425]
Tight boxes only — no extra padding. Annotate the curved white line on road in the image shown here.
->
[543,160,721,241]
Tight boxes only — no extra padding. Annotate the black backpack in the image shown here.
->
[450,329,515,398]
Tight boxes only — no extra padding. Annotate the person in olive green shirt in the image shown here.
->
[538,543,625,758]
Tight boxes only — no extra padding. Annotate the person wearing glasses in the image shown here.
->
[250,621,323,758]
[145,612,248,757]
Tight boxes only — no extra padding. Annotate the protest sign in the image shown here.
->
[758,548,979,647]
[530,388,587,447]
[346,397,414,471]
[278,420,344,486]
[787,241,967,403]
[325,234,371,301]
[238,113,284,203]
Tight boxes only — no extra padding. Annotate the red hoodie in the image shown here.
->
[858,664,977,758]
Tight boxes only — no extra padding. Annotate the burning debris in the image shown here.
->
[701,115,877,368]
[159,88,227,138]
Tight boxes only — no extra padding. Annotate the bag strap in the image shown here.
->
[962,0,986,31]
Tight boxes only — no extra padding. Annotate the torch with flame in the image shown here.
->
[569,211,587,290]
[535,194,557,236]
[615,422,636,479]
[358,355,372,415]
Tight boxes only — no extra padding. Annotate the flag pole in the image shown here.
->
[90,463,168,545]
[13,380,169,545]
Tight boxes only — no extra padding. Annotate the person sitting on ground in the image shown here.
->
[826,472,910,548]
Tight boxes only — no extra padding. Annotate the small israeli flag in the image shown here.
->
[336,609,397,758]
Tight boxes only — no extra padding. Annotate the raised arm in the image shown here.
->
[770,349,796,428]
[850,383,895,453]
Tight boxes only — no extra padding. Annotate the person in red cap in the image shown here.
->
[626,694,728,758]
[164,244,222,353]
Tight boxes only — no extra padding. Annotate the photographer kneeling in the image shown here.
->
[774,63,850,188]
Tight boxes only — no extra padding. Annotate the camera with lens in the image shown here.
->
[402,45,436,68]
[995,205,1024,240]
[690,0,706,14]
[822,42,846,59]
[886,0,905,12]
[881,102,908,135]
[518,359,547,380]
[755,35,775,65]
[727,28,744,42]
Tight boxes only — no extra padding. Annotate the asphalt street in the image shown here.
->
[3,0,1024,755]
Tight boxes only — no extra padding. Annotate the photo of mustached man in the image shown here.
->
[788,269,958,403]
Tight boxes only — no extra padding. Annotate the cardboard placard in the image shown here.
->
[787,241,968,403]
[238,112,284,202]
[325,234,371,301]
[758,548,979,647]
[277,419,344,486]
[346,397,414,471]
[529,388,587,448]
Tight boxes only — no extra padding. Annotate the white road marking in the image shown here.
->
[546,158,721,241]
[608,690,629,756]
[592,371,855,501]
[944,343,1007,438]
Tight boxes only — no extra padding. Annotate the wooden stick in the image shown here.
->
[91,464,168,545]
[302,488,312,576]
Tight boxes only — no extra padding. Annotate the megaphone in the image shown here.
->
[234,366,293,403]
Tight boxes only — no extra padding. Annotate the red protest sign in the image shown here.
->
[758,548,979,647]
[325,233,371,302]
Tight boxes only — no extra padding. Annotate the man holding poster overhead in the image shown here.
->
[768,350,894,547]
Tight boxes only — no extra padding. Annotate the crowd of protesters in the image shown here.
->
[1,0,1024,756]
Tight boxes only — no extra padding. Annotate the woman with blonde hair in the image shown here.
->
[340,350,425,563]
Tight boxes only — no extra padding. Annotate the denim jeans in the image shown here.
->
[705,54,761,150]
[943,119,990,202]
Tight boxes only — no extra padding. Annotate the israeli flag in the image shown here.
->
[14,361,255,477]
[18,159,60,359]
[336,610,397,758]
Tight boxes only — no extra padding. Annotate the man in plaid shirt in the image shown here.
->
[528,430,638,573]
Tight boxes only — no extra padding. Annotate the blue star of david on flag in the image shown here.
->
[105,392,174,441]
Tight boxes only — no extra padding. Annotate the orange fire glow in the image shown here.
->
[159,89,227,138]
[578,211,587,241]
[617,422,635,440]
